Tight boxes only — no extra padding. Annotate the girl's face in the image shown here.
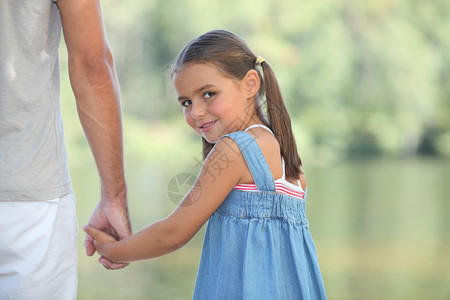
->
[173,63,259,143]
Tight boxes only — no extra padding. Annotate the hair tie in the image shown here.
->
[255,56,266,67]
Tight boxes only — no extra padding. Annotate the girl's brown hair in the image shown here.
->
[171,30,302,179]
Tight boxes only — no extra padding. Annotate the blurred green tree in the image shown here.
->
[95,0,450,159]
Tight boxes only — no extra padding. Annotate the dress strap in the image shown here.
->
[246,124,301,188]
[279,157,302,188]
[280,157,286,180]
[221,131,276,192]
[245,124,274,135]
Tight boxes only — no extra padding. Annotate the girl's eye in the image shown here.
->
[203,92,215,99]
[181,99,192,107]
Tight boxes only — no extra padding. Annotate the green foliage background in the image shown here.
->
[96,0,450,162]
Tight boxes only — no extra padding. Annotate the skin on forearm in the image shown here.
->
[100,217,196,263]
[59,0,127,202]
[70,53,127,201]
[93,176,224,262]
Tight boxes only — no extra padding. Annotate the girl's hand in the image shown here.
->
[83,225,118,262]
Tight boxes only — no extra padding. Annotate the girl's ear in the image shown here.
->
[241,69,261,100]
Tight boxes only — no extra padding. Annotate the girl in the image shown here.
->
[84,29,327,299]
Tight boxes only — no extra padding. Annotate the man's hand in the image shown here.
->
[84,198,131,270]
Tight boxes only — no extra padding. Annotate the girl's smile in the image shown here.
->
[173,63,260,143]
[198,120,217,133]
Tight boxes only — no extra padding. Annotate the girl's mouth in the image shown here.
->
[198,121,217,133]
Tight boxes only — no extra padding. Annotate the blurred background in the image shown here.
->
[59,0,450,299]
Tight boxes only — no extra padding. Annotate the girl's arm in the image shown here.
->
[83,137,246,263]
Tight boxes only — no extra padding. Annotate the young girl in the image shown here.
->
[84,29,327,299]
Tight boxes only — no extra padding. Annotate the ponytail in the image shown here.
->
[258,61,303,178]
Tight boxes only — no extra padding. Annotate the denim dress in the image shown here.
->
[193,131,327,300]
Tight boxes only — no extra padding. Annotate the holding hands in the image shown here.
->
[83,224,118,263]
[83,197,131,269]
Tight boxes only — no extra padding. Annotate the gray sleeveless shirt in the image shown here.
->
[0,0,72,200]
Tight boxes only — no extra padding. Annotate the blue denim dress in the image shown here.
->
[193,131,327,299]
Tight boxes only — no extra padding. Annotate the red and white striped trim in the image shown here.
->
[233,183,259,191]
[234,182,305,200]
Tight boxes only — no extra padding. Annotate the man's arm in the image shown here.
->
[57,0,132,270]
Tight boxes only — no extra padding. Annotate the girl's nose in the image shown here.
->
[191,102,205,119]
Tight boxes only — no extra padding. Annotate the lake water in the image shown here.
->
[72,157,450,299]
